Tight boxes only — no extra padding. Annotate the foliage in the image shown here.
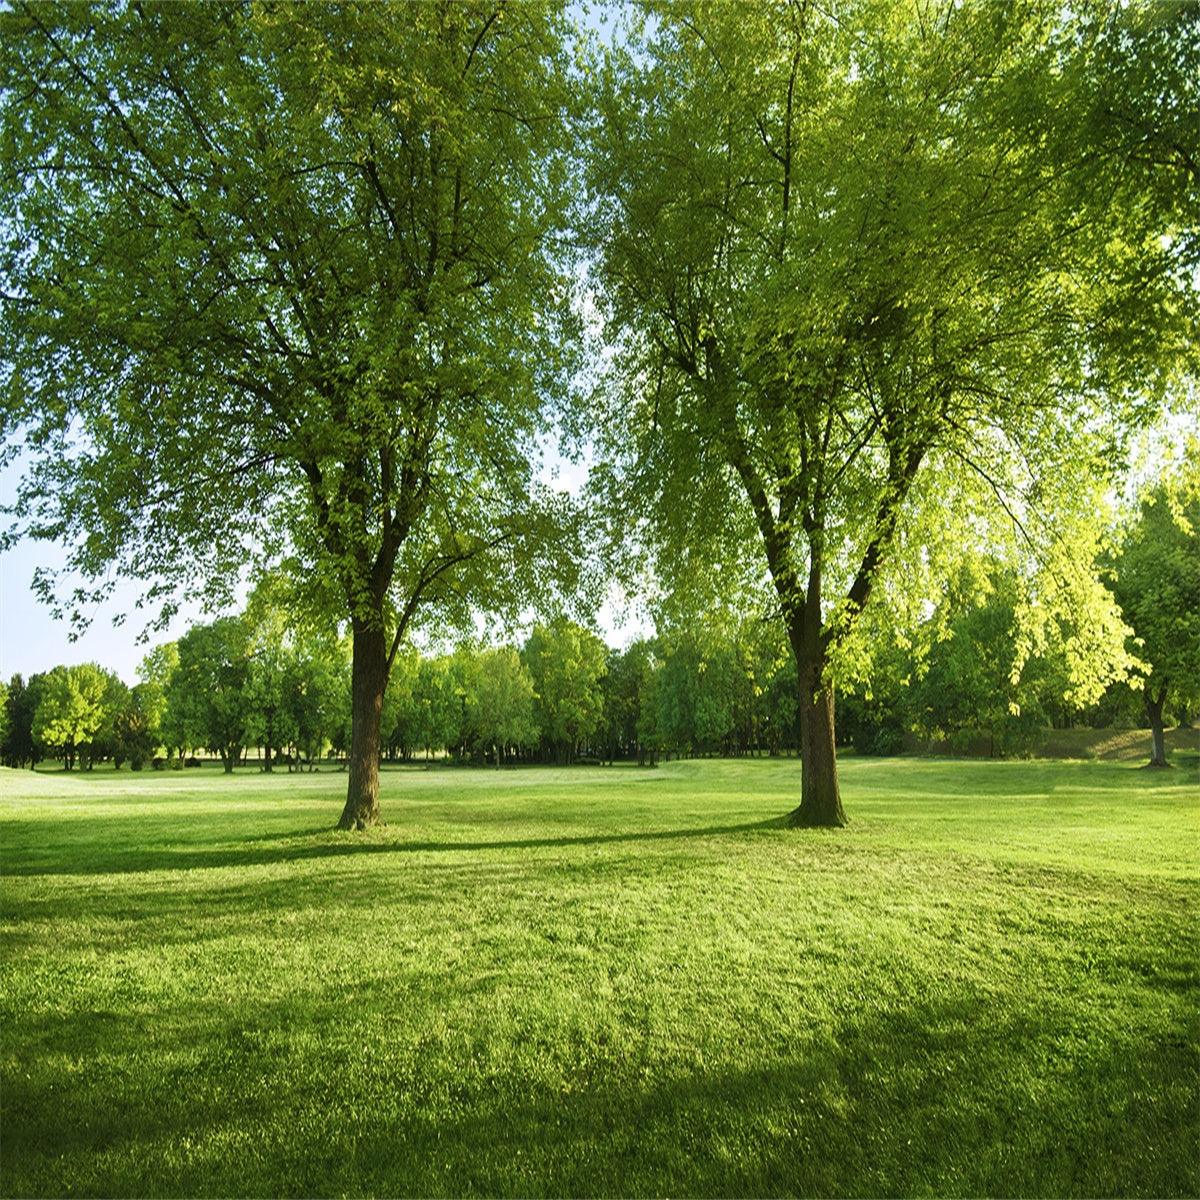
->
[380,648,422,762]
[1,673,44,768]
[469,646,539,764]
[599,640,653,761]
[1,0,583,823]
[243,592,300,769]
[285,632,347,766]
[586,0,1199,821]
[1107,446,1200,760]
[164,617,254,772]
[113,683,160,770]
[524,618,608,762]
[412,654,465,760]
[31,662,119,770]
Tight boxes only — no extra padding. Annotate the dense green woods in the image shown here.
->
[2,0,1197,825]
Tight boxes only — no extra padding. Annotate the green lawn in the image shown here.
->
[1,757,1197,1198]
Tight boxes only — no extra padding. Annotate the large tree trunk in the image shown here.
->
[782,582,848,826]
[1146,684,1169,768]
[339,620,387,829]
[789,670,847,827]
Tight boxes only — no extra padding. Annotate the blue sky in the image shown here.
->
[0,437,648,684]
[0,461,209,683]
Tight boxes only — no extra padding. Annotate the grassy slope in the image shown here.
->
[1032,725,1198,762]
[1,758,1197,1198]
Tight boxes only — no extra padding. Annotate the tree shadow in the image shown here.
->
[1,816,789,879]
[4,984,1194,1197]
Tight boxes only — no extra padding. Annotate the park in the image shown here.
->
[1,0,1198,1196]
[2,753,1197,1196]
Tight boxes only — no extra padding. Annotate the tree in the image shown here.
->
[85,670,129,769]
[600,640,653,762]
[244,599,296,773]
[1108,451,1200,767]
[1,673,45,768]
[31,663,115,769]
[524,618,608,762]
[284,632,346,767]
[165,617,254,773]
[114,683,159,770]
[2,1,580,827]
[380,648,421,762]
[412,655,462,761]
[138,642,181,762]
[907,565,1056,758]
[469,646,539,767]
[635,650,664,766]
[588,0,1198,824]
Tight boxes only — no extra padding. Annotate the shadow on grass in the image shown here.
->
[3,985,1196,1198]
[1,816,789,878]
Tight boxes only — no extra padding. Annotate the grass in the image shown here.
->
[1032,725,1198,762]
[1,756,1197,1198]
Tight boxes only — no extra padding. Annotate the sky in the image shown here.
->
[0,439,652,685]
[0,460,211,684]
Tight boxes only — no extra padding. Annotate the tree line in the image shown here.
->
[4,457,1194,773]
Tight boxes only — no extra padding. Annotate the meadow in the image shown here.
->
[1,756,1197,1198]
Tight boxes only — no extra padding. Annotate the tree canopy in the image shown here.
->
[2,0,1196,827]
[1,0,581,825]
[586,0,1198,823]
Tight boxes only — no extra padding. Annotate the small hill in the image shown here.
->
[1033,726,1199,763]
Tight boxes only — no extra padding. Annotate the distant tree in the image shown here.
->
[655,637,699,757]
[165,618,254,773]
[138,643,179,759]
[245,617,296,773]
[761,657,799,758]
[600,641,653,762]
[446,648,482,761]
[1108,453,1200,767]
[524,619,608,763]
[907,567,1052,757]
[635,651,664,766]
[86,672,129,769]
[380,649,421,762]
[413,656,462,761]
[32,663,115,770]
[470,647,539,767]
[739,621,795,757]
[114,683,159,770]
[285,634,346,768]
[652,629,742,757]
[1,673,44,768]
[693,638,740,755]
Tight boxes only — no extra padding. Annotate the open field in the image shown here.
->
[1,758,1197,1197]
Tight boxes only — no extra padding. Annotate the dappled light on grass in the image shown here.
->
[1,758,1196,1197]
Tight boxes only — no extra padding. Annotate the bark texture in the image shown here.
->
[339,621,387,829]
[789,670,847,827]
[1145,685,1169,768]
